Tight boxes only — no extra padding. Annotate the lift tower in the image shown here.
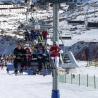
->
[36,1,76,98]
[26,1,77,98]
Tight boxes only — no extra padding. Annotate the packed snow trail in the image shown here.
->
[0,69,98,98]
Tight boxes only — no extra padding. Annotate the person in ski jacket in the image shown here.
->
[13,43,23,74]
[36,43,45,72]
[42,31,48,45]
[50,42,61,68]
[25,47,32,68]
[20,45,27,73]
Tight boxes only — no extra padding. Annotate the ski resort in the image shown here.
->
[0,0,98,98]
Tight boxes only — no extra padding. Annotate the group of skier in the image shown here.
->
[24,29,48,45]
[12,42,49,75]
[6,29,62,75]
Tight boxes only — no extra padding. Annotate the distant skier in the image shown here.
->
[42,31,48,45]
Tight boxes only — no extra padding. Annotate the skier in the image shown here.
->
[36,43,45,73]
[50,42,61,68]
[20,44,27,73]
[25,47,32,68]
[13,43,23,75]
[42,31,48,45]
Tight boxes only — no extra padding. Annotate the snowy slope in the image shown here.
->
[0,69,98,98]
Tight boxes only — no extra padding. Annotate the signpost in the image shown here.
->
[51,1,76,98]
[52,1,60,98]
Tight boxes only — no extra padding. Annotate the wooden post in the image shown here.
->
[94,75,96,89]
[65,73,66,83]
[71,74,73,84]
[87,74,88,87]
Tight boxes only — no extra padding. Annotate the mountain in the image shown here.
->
[0,0,38,4]
[0,0,98,5]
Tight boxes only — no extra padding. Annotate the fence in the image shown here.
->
[58,73,98,89]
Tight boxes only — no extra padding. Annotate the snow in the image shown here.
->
[76,66,98,76]
[59,29,98,46]
[70,60,98,76]
[0,69,98,98]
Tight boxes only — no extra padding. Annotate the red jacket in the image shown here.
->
[42,31,48,39]
[50,45,60,57]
